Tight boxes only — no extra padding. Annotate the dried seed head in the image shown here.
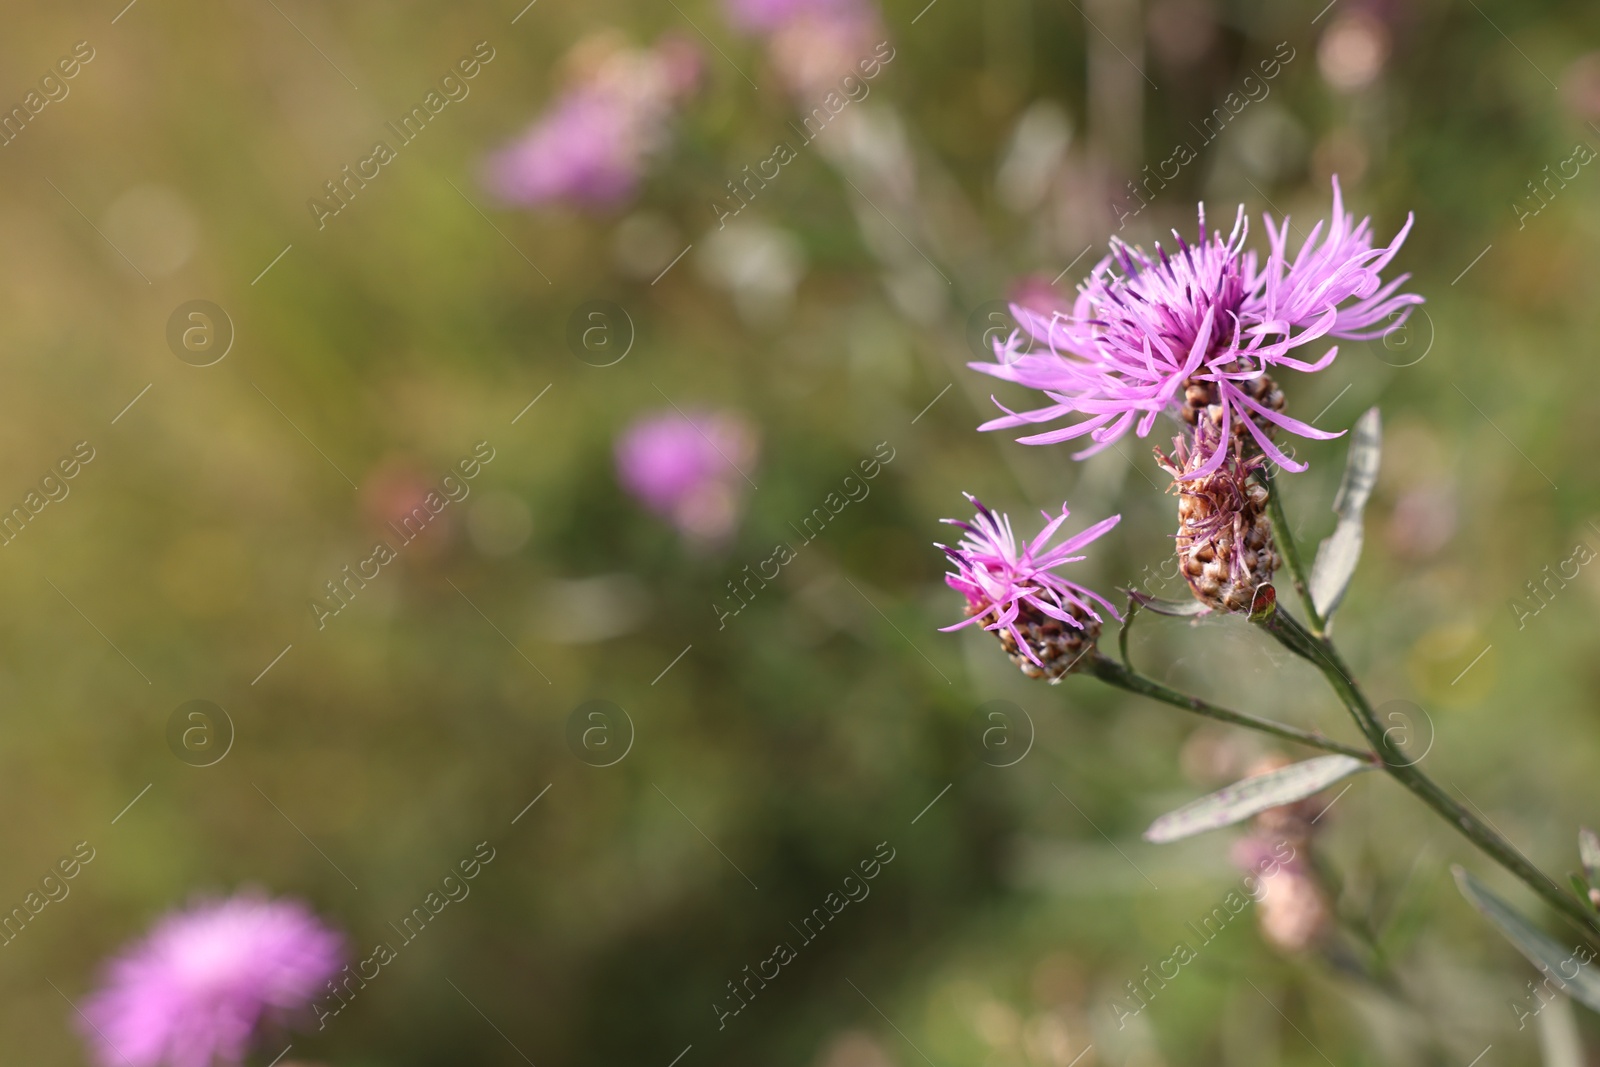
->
[984,600,1101,683]
[1156,433,1279,614]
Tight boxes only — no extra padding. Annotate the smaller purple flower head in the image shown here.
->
[616,409,758,543]
[79,892,344,1067]
[976,177,1421,478]
[937,495,1121,676]
[484,33,703,210]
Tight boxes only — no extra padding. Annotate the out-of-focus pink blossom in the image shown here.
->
[1007,275,1074,322]
[767,12,884,97]
[725,0,867,35]
[484,34,702,210]
[80,893,344,1067]
[726,0,887,98]
[1231,835,1331,952]
[615,409,758,544]
[1562,52,1600,124]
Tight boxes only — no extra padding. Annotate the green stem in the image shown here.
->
[1117,598,1142,671]
[1258,604,1600,937]
[1087,653,1374,761]
[1253,473,1597,933]
[1260,463,1325,634]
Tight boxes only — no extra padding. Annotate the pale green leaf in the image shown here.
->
[1453,866,1600,1016]
[1310,406,1382,626]
[1143,754,1370,844]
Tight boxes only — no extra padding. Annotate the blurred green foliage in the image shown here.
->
[3,0,1600,1064]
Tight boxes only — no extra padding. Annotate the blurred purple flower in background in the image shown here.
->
[1006,273,1074,324]
[80,893,343,1067]
[725,0,885,98]
[1564,52,1600,124]
[724,0,865,34]
[1231,833,1332,951]
[615,409,758,544]
[484,32,702,210]
[975,177,1421,476]
[1317,7,1392,93]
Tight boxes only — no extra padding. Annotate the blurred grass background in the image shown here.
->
[2,0,1600,1064]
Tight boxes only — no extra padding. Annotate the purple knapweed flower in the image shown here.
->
[79,893,344,1067]
[976,177,1421,477]
[616,409,758,544]
[938,494,1120,680]
[484,34,702,210]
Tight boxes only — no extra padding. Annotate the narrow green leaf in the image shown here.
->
[1453,866,1600,1015]
[1143,754,1370,844]
[1310,406,1382,626]
[1578,827,1600,885]
[1330,406,1383,517]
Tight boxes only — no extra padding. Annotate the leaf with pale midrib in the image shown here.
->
[1310,406,1382,626]
[1143,754,1371,843]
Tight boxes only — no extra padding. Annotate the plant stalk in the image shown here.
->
[1259,462,1325,634]
[1256,587,1600,936]
[1087,653,1374,761]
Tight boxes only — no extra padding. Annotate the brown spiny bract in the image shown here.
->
[1156,437,1279,614]
[1180,364,1285,438]
[987,601,1101,683]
